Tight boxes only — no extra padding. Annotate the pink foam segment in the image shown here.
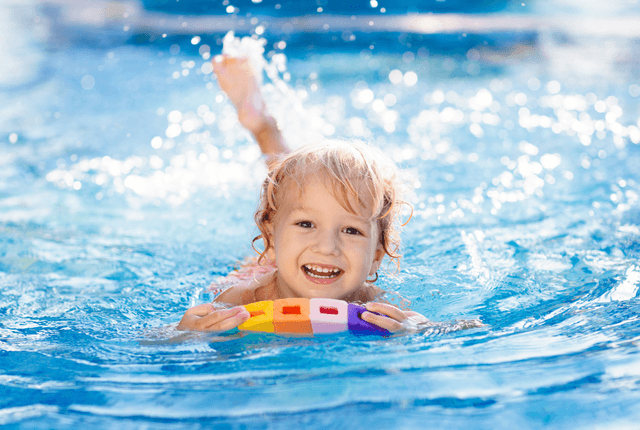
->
[309,298,349,334]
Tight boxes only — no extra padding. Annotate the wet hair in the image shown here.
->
[253,140,411,272]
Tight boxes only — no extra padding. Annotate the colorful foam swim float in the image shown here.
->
[238,298,391,336]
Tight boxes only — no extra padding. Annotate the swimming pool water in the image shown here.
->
[2,6,640,429]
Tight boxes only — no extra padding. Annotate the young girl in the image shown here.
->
[177,55,429,334]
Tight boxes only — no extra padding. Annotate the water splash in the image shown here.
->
[221,31,267,84]
[43,33,339,205]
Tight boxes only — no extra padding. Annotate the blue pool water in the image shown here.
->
[2,2,640,428]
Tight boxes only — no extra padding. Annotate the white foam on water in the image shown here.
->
[0,405,60,426]
[609,265,640,302]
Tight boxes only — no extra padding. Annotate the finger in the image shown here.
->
[365,302,407,322]
[212,61,226,76]
[213,54,233,63]
[177,313,198,331]
[210,309,251,332]
[404,311,429,323]
[217,55,243,67]
[199,306,244,324]
[212,55,233,73]
[186,303,216,317]
[361,311,404,333]
[200,306,249,330]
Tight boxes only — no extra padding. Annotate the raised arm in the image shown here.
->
[212,55,290,168]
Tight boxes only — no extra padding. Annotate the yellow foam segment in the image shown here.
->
[238,300,275,333]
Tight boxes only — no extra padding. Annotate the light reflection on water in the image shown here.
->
[1,12,640,430]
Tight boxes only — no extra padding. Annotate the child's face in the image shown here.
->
[266,179,384,300]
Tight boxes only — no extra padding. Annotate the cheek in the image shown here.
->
[266,226,283,261]
[272,227,296,257]
[352,238,377,264]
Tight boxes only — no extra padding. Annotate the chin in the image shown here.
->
[302,289,339,300]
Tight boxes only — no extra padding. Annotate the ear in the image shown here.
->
[264,222,276,262]
[369,243,385,275]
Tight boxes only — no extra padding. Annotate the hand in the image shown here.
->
[212,55,267,135]
[177,303,250,332]
[362,302,430,334]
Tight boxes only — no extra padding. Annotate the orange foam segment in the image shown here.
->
[273,298,312,335]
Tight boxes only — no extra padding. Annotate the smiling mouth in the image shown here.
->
[302,264,343,279]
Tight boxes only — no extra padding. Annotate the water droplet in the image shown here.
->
[151,137,163,149]
[166,124,182,138]
[546,80,561,94]
[168,110,183,123]
[81,75,95,90]
[403,71,418,86]
[388,69,403,85]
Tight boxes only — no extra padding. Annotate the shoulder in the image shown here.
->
[214,268,277,306]
[214,285,256,306]
[343,283,385,303]
[211,257,278,305]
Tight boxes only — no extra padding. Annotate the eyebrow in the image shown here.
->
[289,207,372,225]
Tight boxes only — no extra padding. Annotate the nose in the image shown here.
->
[311,229,341,256]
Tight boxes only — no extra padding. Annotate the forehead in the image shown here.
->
[278,176,375,220]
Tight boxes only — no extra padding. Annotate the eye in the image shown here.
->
[296,221,314,228]
[343,227,363,236]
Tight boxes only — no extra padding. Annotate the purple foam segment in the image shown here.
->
[347,303,391,336]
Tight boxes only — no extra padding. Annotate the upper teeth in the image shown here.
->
[305,265,340,274]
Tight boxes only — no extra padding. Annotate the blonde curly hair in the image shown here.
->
[253,140,411,273]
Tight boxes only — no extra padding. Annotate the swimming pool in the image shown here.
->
[2,2,640,428]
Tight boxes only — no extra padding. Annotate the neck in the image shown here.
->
[273,271,298,299]
[272,271,379,302]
